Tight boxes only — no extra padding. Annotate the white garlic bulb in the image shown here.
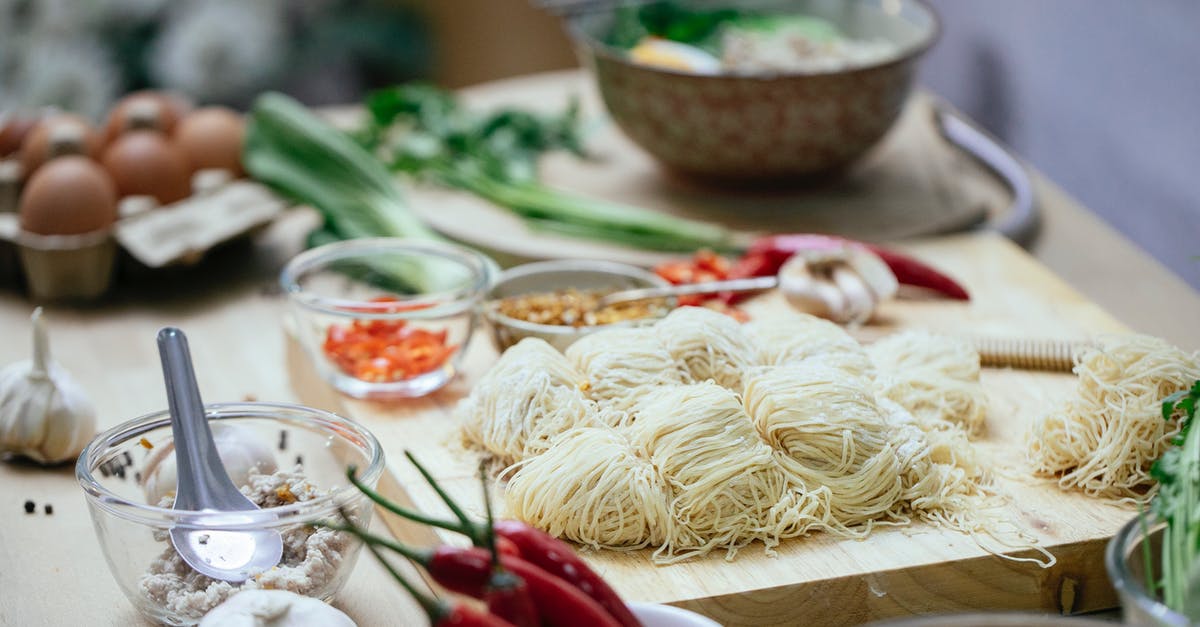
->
[200,590,357,627]
[0,308,97,464]
[778,246,898,325]
[143,422,278,505]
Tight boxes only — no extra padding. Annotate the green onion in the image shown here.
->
[244,92,440,243]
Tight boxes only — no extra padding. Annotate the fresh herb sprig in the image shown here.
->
[1147,379,1200,617]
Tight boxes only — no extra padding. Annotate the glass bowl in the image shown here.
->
[280,237,497,399]
[483,259,673,353]
[1106,514,1191,626]
[75,402,385,626]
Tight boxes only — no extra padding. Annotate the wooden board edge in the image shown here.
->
[669,539,1117,626]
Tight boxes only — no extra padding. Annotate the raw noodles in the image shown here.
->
[457,338,594,465]
[1028,334,1200,501]
[869,330,989,436]
[655,306,756,390]
[459,311,1042,564]
[744,313,874,381]
[504,426,676,550]
[629,383,800,562]
[565,327,684,414]
[742,364,903,530]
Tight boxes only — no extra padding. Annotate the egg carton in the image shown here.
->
[0,165,286,301]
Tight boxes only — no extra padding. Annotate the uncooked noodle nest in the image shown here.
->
[868,330,989,436]
[458,308,1029,564]
[1027,334,1200,502]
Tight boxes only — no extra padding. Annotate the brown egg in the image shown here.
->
[101,130,192,204]
[0,112,41,157]
[19,114,104,175]
[103,90,194,143]
[174,107,245,176]
[19,156,118,236]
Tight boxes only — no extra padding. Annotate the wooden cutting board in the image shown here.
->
[332,232,1137,626]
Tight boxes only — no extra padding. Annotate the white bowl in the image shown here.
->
[630,602,723,627]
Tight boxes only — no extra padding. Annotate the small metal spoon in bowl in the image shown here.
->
[158,327,283,582]
[593,276,779,310]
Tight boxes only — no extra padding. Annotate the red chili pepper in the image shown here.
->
[865,246,970,301]
[743,234,971,301]
[496,535,522,558]
[342,521,515,627]
[502,554,622,627]
[440,603,516,627]
[484,569,539,627]
[364,455,633,627]
[494,520,643,627]
[387,541,619,627]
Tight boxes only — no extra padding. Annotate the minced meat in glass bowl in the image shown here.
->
[76,402,384,626]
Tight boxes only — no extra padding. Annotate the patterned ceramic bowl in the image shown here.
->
[568,0,939,183]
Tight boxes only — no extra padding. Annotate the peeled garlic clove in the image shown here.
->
[0,308,96,465]
[199,590,357,627]
[779,255,849,321]
[831,264,877,325]
[844,246,898,302]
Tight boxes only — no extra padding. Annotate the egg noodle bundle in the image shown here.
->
[744,314,875,381]
[504,426,676,550]
[458,307,1040,565]
[628,383,813,563]
[655,306,755,390]
[741,364,903,531]
[1027,334,1200,502]
[868,330,989,436]
[565,328,684,415]
[458,338,594,465]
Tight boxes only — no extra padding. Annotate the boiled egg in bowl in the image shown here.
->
[628,37,722,74]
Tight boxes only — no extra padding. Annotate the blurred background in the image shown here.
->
[1,0,1195,289]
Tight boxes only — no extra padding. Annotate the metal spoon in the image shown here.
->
[158,327,283,582]
[593,275,779,310]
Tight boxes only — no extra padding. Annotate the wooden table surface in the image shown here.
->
[0,71,1197,626]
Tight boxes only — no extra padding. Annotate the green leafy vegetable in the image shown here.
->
[244,92,455,293]
[607,1,841,54]
[609,1,740,53]
[360,84,734,253]
[1147,379,1200,617]
[245,92,440,243]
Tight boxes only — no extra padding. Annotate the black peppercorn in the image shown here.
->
[23,500,35,514]
[43,504,53,515]
[295,454,304,466]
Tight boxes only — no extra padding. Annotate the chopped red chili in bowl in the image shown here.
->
[322,297,458,383]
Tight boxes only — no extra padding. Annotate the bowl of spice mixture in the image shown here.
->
[484,259,673,352]
[76,402,385,626]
